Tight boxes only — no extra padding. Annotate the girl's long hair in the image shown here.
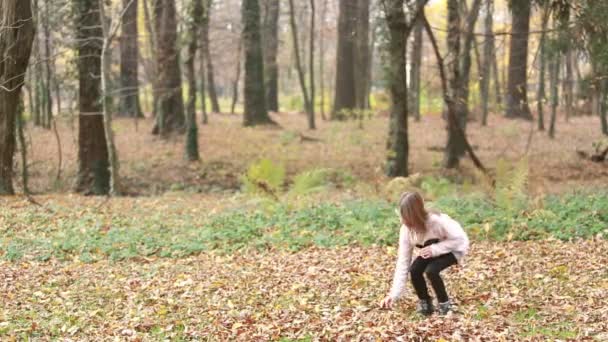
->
[398,191,429,234]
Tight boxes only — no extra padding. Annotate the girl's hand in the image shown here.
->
[420,246,433,259]
[380,295,393,309]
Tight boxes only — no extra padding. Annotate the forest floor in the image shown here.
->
[3,112,608,340]
[2,240,607,340]
[19,111,608,195]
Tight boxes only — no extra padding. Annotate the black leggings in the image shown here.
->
[409,252,457,303]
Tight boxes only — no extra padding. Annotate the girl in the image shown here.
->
[380,191,469,315]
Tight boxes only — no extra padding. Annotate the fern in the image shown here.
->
[494,158,529,212]
[241,159,285,198]
[289,169,331,195]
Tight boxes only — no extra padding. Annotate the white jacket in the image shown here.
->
[389,212,469,301]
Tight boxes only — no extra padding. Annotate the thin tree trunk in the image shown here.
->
[142,0,158,118]
[309,0,316,126]
[198,3,208,124]
[75,0,110,195]
[492,38,502,108]
[459,0,482,121]
[230,37,243,115]
[548,50,559,139]
[565,48,573,121]
[288,0,313,129]
[480,0,493,125]
[242,0,274,126]
[537,6,549,131]
[16,98,29,194]
[319,0,328,120]
[202,0,221,113]
[505,0,532,119]
[601,79,608,135]
[410,19,423,121]
[42,0,53,129]
[0,1,35,194]
[99,0,124,196]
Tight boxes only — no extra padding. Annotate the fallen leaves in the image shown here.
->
[1,240,607,340]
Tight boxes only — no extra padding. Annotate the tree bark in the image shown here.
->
[332,0,357,119]
[230,37,243,115]
[261,0,279,112]
[0,0,35,195]
[480,0,493,125]
[42,0,53,129]
[355,0,370,110]
[536,6,550,131]
[410,19,423,121]
[202,0,221,113]
[242,0,274,126]
[119,0,143,118]
[74,0,110,195]
[505,0,532,120]
[383,0,409,177]
[319,0,328,120]
[185,0,203,161]
[152,0,185,135]
[288,0,314,129]
[444,0,464,168]
[548,48,559,139]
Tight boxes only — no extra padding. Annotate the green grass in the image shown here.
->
[1,191,607,262]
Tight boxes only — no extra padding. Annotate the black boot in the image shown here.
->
[416,298,434,316]
[437,301,453,315]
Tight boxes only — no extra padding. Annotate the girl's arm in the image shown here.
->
[429,214,469,257]
[389,226,413,301]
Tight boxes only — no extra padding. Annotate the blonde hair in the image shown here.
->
[398,191,429,233]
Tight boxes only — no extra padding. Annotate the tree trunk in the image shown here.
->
[505,0,532,119]
[152,0,185,135]
[0,0,35,195]
[42,0,53,129]
[202,0,221,113]
[261,0,279,112]
[198,7,208,124]
[119,0,143,118]
[480,0,493,125]
[444,0,464,168]
[242,0,273,126]
[355,0,370,110]
[565,48,573,121]
[74,0,110,195]
[384,0,409,177]
[601,79,608,136]
[230,37,243,115]
[319,0,328,120]
[536,7,549,131]
[288,0,314,129]
[332,0,357,119]
[185,0,203,161]
[410,19,423,121]
[99,0,122,196]
[142,0,158,118]
[548,50,559,139]
[459,0,482,118]
[309,0,316,126]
